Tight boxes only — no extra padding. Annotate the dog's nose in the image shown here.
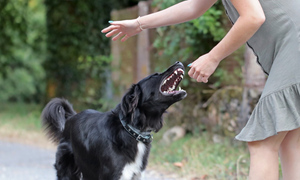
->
[175,61,183,66]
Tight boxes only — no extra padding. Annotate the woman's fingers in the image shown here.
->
[202,76,208,83]
[121,35,130,42]
[105,29,120,38]
[112,32,125,41]
[192,71,200,80]
[188,65,209,83]
[188,66,195,78]
[187,54,220,83]
[196,75,208,83]
[188,66,200,80]
[101,25,121,34]
[101,26,113,33]
[101,19,141,42]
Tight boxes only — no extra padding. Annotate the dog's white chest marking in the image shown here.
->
[120,142,146,180]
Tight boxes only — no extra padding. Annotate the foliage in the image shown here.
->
[44,0,110,102]
[44,0,143,109]
[75,55,115,110]
[0,0,46,102]
[152,0,226,65]
[0,0,143,104]
[110,0,141,10]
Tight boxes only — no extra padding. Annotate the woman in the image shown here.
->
[101,0,300,179]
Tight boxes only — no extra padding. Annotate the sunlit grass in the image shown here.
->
[149,126,250,179]
[0,102,42,131]
[0,103,56,149]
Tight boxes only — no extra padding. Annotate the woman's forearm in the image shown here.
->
[138,0,217,29]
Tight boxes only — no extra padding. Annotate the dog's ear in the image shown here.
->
[121,84,141,116]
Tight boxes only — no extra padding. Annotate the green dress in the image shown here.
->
[222,0,300,141]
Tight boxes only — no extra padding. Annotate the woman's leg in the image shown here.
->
[279,127,300,180]
[247,131,288,180]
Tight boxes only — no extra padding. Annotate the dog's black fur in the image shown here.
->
[42,62,187,180]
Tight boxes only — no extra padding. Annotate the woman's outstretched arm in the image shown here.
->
[101,0,217,42]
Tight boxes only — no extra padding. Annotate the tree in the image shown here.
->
[44,0,112,104]
[44,0,144,108]
[0,0,46,102]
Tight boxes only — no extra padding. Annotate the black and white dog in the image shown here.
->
[41,62,187,180]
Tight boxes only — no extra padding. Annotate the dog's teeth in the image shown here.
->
[179,69,184,75]
[180,75,183,79]
[179,86,181,91]
[163,80,167,85]
[174,70,178,75]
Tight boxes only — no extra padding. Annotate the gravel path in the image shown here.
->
[0,141,56,180]
[0,141,178,180]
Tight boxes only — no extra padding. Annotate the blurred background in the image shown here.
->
[0,0,269,179]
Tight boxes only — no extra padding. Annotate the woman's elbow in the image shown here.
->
[244,13,265,29]
[252,13,266,27]
[257,14,266,26]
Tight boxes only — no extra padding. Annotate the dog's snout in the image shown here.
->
[175,61,183,66]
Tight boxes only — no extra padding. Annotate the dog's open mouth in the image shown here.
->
[160,68,185,95]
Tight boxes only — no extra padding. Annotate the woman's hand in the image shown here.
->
[101,19,142,42]
[188,53,221,83]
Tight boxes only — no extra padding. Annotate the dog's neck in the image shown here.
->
[112,105,153,144]
[118,112,153,144]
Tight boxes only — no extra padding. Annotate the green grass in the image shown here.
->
[0,102,251,179]
[0,102,43,131]
[149,128,250,179]
[0,102,55,149]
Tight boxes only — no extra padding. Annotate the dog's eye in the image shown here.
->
[150,92,155,96]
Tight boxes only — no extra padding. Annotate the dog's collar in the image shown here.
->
[119,113,153,144]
